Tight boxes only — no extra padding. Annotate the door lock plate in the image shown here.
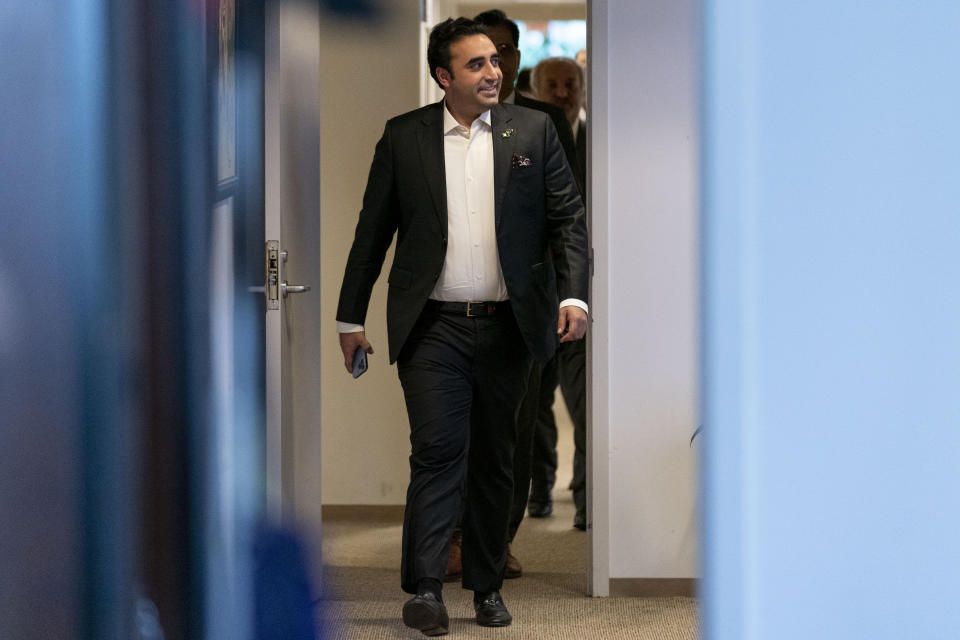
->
[266,240,280,310]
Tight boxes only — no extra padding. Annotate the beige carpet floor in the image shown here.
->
[319,391,700,639]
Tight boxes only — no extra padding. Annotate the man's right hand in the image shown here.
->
[339,331,374,375]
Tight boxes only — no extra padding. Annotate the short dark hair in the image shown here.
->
[427,17,489,88]
[473,9,519,48]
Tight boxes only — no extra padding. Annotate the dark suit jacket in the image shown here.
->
[336,101,589,364]
[514,93,582,198]
[575,119,586,198]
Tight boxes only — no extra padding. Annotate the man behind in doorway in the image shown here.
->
[336,17,589,636]
[474,9,577,184]
[534,56,587,192]
[441,8,583,586]
[530,55,589,531]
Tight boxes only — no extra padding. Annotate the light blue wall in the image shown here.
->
[701,2,960,638]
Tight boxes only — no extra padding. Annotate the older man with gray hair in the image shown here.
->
[530,55,588,532]
[532,56,585,188]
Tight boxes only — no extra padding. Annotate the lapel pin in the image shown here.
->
[502,128,514,138]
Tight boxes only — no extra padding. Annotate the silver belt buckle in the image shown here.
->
[466,302,478,317]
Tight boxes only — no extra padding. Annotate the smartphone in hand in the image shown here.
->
[351,346,368,378]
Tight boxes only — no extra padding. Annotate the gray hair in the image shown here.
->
[531,56,584,94]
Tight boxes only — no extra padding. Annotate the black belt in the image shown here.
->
[427,299,509,317]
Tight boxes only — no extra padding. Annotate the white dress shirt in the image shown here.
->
[338,101,586,334]
[431,105,507,302]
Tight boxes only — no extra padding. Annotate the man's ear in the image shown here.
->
[436,67,451,89]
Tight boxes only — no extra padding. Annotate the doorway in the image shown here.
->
[312,0,594,604]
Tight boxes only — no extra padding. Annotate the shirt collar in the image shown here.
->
[443,100,492,135]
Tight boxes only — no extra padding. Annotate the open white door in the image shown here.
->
[264,0,324,553]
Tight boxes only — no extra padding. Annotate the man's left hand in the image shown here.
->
[557,306,588,342]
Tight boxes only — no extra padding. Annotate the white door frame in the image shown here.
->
[586,0,610,598]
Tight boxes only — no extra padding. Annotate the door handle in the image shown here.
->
[248,284,310,296]
[281,282,311,296]
[261,241,310,308]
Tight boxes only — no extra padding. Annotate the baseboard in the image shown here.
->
[608,578,697,597]
[321,504,406,521]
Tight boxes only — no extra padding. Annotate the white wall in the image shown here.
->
[591,0,699,585]
[319,4,421,504]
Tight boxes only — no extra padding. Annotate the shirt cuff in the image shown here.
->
[559,298,589,314]
[337,321,365,334]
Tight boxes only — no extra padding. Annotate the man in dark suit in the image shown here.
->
[438,9,584,583]
[336,17,588,635]
[532,55,590,531]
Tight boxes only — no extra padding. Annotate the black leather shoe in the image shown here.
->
[527,497,553,518]
[473,590,512,627]
[573,509,586,531]
[402,592,449,636]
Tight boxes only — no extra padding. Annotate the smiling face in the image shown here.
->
[435,33,502,126]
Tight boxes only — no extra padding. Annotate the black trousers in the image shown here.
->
[507,359,543,542]
[529,355,560,500]
[555,339,587,514]
[511,339,587,539]
[396,304,532,594]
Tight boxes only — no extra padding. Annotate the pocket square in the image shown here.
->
[511,153,533,168]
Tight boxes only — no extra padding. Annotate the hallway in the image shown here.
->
[318,397,700,639]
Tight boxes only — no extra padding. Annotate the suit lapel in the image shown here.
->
[417,101,446,228]
[491,103,515,228]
